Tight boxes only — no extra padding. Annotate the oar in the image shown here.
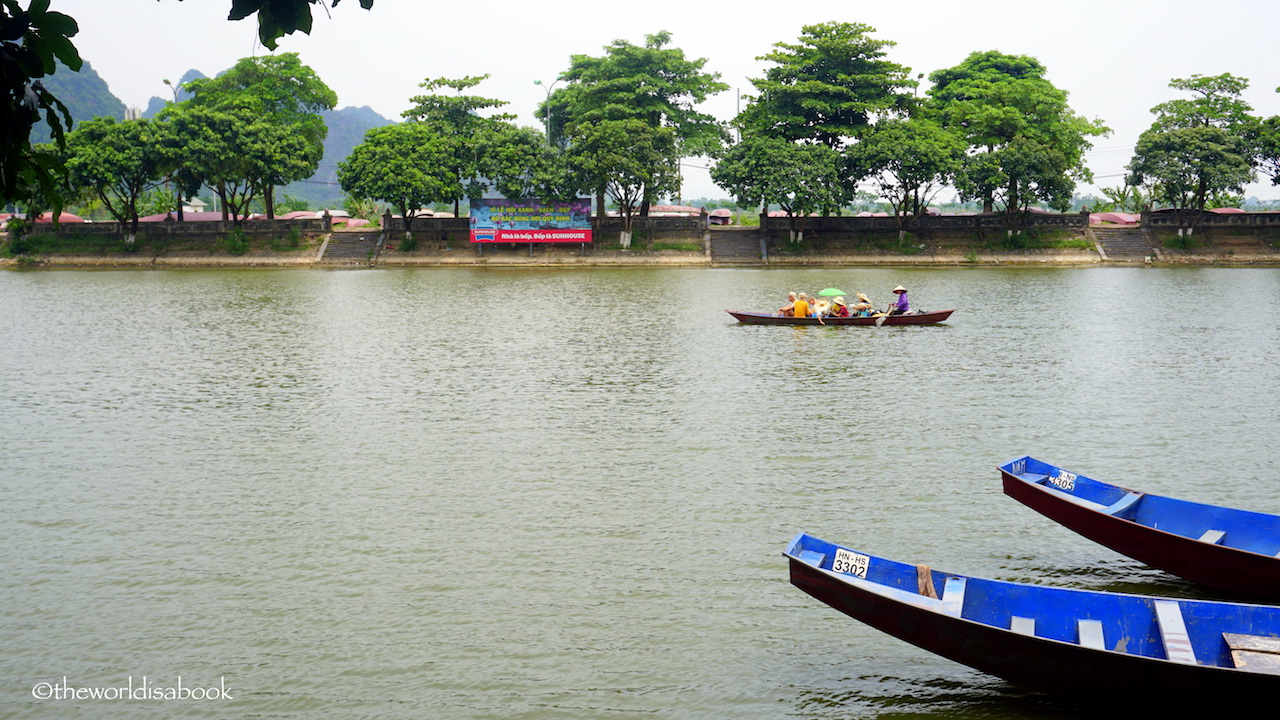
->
[875,307,891,327]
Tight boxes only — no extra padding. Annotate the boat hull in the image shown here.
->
[786,533,1280,702]
[727,309,954,326]
[1000,456,1280,599]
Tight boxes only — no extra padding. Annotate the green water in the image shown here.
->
[2,266,1278,718]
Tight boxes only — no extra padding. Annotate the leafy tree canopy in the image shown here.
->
[927,50,1108,213]
[1128,74,1259,215]
[1,0,81,212]
[848,118,965,229]
[64,116,165,231]
[739,22,913,149]
[217,0,375,50]
[546,31,728,157]
[181,52,337,216]
[337,122,462,230]
[1149,73,1255,130]
[473,125,575,203]
[567,118,680,233]
[711,134,843,239]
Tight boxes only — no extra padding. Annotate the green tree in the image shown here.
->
[473,125,575,203]
[1,0,80,215]
[738,22,913,150]
[183,53,336,218]
[847,118,964,238]
[1127,74,1258,225]
[544,31,727,215]
[402,75,514,215]
[1259,112,1280,187]
[711,134,843,245]
[566,119,679,248]
[158,102,311,225]
[1,0,367,214]
[928,51,1109,216]
[64,117,165,236]
[337,122,462,234]
[221,0,375,49]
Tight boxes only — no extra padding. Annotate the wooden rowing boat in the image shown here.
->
[726,308,955,326]
[1000,456,1280,599]
[786,531,1280,701]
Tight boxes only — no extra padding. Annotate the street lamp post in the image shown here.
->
[162,78,184,221]
[534,76,564,145]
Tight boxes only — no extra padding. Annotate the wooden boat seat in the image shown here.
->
[1078,619,1105,649]
[1050,489,1143,515]
[1224,633,1280,674]
[798,550,826,567]
[1010,615,1035,636]
[1022,473,1049,484]
[1198,529,1226,545]
[1154,600,1198,665]
[941,576,966,617]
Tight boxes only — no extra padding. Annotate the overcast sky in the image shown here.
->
[59,0,1280,202]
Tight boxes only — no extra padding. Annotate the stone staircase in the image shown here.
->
[1092,226,1154,262]
[709,228,764,264]
[320,231,383,264]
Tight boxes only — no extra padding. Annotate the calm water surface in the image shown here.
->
[2,266,1279,719]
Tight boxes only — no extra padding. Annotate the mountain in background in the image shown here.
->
[31,60,126,144]
[283,105,394,208]
[38,60,395,210]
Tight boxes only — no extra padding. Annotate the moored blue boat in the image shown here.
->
[1000,456,1280,599]
[786,532,1280,700]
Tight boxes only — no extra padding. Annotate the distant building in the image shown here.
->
[124,106,143,121]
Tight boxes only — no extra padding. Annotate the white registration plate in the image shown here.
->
[832,548,870,578]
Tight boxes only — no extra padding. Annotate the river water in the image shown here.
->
[2,266,1279,719]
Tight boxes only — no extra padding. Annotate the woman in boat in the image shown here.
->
[829,297,851,318]
[887,285,910,315]
[778,292,797,317]
[851,293,874,317]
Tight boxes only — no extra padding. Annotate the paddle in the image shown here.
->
[875,307,891,327]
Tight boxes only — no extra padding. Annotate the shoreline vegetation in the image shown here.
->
[5,227,1280,268]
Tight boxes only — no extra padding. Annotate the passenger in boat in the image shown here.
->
[887,285,910,315]
[778,291,797,317]
[852,293,874,316]
[814,299,830,317]
[830,297,851,318]
[793,293,810,319]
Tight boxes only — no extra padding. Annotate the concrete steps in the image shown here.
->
[709,229,763,264]
[1092,226,1153,261]
[320,231,382,263]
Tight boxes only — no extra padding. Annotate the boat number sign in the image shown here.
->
[1049,471,1077,491]
[833,548,870,578]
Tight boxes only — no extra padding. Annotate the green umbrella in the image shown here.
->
[818,288,847,296]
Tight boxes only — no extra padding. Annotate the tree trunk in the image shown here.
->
[265,185,275,220]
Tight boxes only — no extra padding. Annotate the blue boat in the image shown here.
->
[786,532,1280,699]
[1000,456,1280,599]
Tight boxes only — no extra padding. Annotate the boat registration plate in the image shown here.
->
[1048,471,1076,491]
[833,548,870,578]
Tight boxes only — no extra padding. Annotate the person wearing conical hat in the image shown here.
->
[888,285,910,316]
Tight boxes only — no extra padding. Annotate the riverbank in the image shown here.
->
[5,233,1280,268]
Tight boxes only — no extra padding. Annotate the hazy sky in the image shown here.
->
[59,0,1280,202]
